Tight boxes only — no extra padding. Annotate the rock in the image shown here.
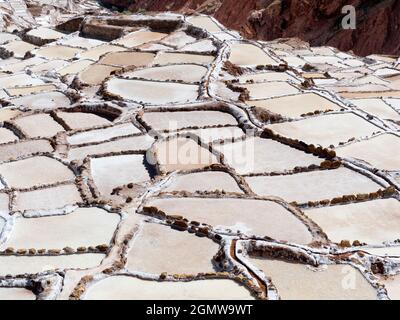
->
[102,267,114,274]
[331,197,343,205]
[252,107,283,123]
[4,247,15,254]
[319,199,330,206]
[339,240,351,248]
[168,214,184,220]
[196,227,209,237]
[320,160,332,169]
[371,261,385,274]
[172,219,188,231]
[214,234,222,241]
[326,150,337,159]
[383,186,397,197]
[125,196,133,203]
[63,247,75,254]
[356,193,369,201]
[302,63,317,72]
[222,61,244,76]
[5,247,15,254]
[342,195,356,203]
[96,244,109,252]
[368,191,379,200]
[48,249,61,255]
[17,249,27,255]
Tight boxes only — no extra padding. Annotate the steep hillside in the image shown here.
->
[100,0,400,56]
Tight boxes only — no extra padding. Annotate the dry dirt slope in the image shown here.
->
[100,0,400,56]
